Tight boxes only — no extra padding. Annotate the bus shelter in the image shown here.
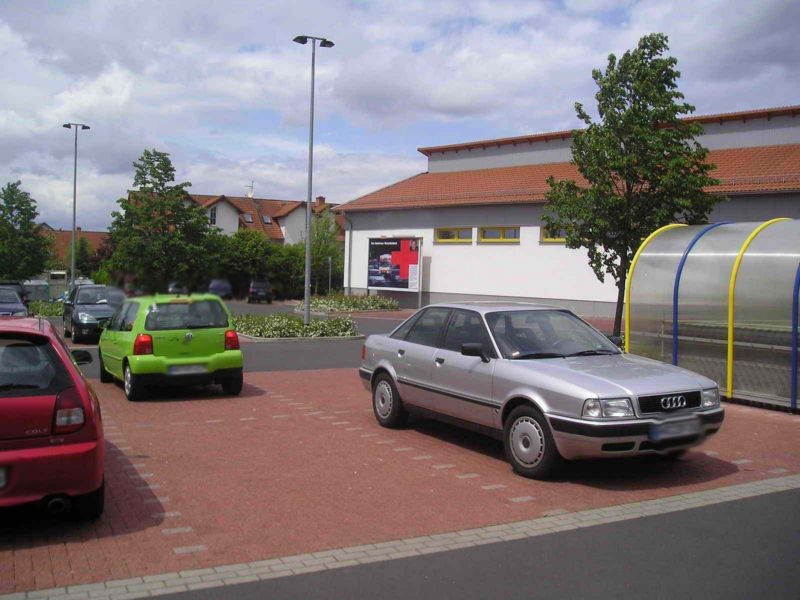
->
[625,219,800,410]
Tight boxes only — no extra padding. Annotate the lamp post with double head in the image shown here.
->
[293,35,334,325]
[62,122,90,289]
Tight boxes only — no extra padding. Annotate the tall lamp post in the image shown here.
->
[62,122,90,289]
[293,34,334,325]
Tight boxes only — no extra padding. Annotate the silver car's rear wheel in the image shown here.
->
[509,416,545,468]
[374,381,393,419]
[371,373,407,428]
[503,405,562,480]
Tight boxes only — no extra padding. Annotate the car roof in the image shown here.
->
[423,301,567,315]
[131,293,226,303]
[0,316,54,335]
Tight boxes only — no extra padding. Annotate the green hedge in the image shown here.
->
[232,313,357,338]
[28,300,64,317]
[303,294,399,313]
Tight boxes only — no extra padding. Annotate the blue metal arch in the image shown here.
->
[672,222,731,365]
[791,261,800,410]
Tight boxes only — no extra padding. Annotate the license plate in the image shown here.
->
[650,416,701,442]
[168,364,207,376]
[0,468,6,489]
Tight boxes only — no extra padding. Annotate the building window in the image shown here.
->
[262,214,272,224]
[479,226,520,243]
[435,227,472,243]
[243,213,254,223]
[209,206,217,225]
[540,225,566,244]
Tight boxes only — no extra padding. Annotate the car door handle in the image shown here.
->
[397,349,405,356]
[435,357,445,365]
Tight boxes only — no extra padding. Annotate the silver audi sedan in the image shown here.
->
[359,302,724,479]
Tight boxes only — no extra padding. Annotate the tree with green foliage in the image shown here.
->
[310,211,343,294]
[215,228,275,294]
[542,33,721,336]
[108,149,216,293]
[0,181,52,280]
[267,243,305,299]
[66,237,94,277]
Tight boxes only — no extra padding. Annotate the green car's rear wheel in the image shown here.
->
[222,372,243,395]
[123,363,145,401]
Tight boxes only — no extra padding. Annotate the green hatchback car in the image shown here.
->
[98,294,244,401]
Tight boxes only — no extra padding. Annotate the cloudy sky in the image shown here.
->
[1,0,797,230]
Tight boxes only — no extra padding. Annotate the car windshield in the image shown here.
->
[0,289,21,303]
[0,335,72,397]
[145,300,229,331]
[485,310,620,359]
[76,287,119,305]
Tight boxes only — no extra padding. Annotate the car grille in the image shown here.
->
[638,391,701,414]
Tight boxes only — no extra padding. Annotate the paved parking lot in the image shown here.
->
[2,365,799,595]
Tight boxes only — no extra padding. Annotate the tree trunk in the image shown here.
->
[613,273,626,338]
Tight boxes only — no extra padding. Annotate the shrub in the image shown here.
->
[303,294,399,313]
[231,313,357,338]
[28,300,63,317]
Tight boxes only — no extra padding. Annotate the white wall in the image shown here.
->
[344,205,618,305]
[211,201,241,235]
[280,208,306,244]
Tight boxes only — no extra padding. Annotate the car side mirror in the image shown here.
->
[461,342,490,363]
[606,335,623,348]
[71,349,93,365]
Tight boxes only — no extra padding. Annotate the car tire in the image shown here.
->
[372,373,407,428]
[73,480,104,521]
[73,331,83,344]
[267,299,273,305]
[247,298,252,304]
[123,363,144,402]
[503,405,562,480]
[63,319,71,338]
[659,449,688,460]
[98,352,113,383]
[222,373,244,395]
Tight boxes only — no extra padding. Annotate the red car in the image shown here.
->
[0,317,104,519]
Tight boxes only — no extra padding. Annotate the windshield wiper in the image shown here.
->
[0,383,40,391]
[511,352,566,359]
[565,349,619,357]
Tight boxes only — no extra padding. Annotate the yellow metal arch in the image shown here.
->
[624,223,688,352]
[725,218,791,396]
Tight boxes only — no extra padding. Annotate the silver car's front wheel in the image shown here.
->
[503,405,562,480]
[371,373,407,428]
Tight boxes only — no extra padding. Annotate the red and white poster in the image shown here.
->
[367,238,420,292]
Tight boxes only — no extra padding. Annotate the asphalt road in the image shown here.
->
[162,488,800,600]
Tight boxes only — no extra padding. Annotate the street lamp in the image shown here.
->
[63,122,90,289]
[293,34,334,325]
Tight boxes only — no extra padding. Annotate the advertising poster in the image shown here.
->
[367,238,420,292]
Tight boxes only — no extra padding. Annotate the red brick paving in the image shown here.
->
[1,369,799,594]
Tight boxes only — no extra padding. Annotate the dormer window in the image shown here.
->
[262,215,272,224]
[243,213,253,223]
[209,206,217,225]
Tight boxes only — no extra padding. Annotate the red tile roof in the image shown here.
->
[418,105,800,157]
[335,144,800,213]
[187,194,305,241]
[47,229,109,262]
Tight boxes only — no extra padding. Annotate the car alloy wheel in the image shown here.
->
[374,380,393,419]
[509,416,546,468]
[124,365,132,397]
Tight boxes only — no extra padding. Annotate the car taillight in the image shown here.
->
[225,330,240,350]
[53,387,85,434]
[361,344,366,360]
[133,333,153,355]
[249,287,254,293]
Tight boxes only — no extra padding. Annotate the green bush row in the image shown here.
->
[28,300,64,317]
[303,294,399,313]
[231,313,357,338]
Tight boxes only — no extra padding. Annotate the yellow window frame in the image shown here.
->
[478,226,520,243]
[539,226,566,244]
[435,227,473,243]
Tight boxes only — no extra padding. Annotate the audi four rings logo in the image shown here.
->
[660,395,686,409]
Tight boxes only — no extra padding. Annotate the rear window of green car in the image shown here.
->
[145,300,228,331]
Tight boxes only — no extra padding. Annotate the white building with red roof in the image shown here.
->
[334,105,800,315]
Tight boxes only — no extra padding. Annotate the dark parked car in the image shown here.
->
[63,285,125,343]
[0,282,28,305]
[247,279,273,304]
[167,281,189,295]
[208,278,233,300]
[0,288,27,317]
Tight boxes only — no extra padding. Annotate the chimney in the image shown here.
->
[315,196,325,207]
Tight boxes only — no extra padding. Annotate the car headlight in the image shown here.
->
[77,312,97,323]
[702,388,720,407]
[582,398,634,419]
